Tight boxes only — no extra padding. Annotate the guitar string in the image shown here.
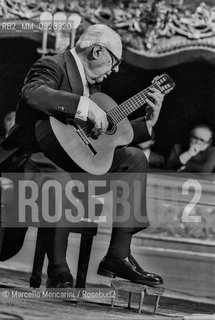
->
[106,85,155,124]
[80,82,163,137]
[109,82,162,123]
[107,84,158,123]
[81,84,159,137]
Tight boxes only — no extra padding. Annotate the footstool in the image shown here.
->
[111,279,164,314]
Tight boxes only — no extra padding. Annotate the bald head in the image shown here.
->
[75,24,123,84]
[76,24,122,60]
[189,124,213,151]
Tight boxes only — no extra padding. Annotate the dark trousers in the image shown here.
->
[40,146,150,275]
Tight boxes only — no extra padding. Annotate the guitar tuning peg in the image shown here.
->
[152,76,159,83]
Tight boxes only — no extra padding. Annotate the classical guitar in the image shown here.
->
[36,74,175,175]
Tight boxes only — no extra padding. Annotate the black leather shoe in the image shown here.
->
[97,255,163,287]
[46,272,74,289]
[128,254,163,283]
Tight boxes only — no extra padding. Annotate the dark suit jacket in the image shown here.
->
[167,143,215,172]
[0,49,151,166]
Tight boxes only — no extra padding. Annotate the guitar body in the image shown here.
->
[36,92,134,175]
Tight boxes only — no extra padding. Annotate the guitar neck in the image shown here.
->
[107,82,160,125]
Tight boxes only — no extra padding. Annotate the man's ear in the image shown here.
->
[92,45,104,60]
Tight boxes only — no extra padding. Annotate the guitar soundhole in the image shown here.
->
[106,116,117,135]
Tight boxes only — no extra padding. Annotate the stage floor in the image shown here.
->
[0,267,214,320]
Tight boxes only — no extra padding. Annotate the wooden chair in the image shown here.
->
[0,177,100,289]
[30,221,98,289]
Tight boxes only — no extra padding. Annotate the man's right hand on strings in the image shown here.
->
[88,99,109,132]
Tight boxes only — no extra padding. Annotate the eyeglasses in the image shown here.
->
[105,47,123,71]
[190,134,211,144]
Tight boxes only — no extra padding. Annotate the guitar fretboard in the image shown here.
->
[107,82,161,125]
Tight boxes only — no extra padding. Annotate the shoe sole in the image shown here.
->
[97,267,116,278]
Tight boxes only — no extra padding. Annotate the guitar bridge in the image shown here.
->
[74,126,97,156]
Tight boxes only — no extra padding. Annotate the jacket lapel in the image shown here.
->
[63,50,84,96]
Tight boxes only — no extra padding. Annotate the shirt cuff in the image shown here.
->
[75,96,89,121]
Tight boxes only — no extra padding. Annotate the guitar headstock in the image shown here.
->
[152,74,175,94]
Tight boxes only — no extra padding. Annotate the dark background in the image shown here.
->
[0,37,41,132]
[0,37,215,159]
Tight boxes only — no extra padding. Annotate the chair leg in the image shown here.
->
[0,208,5,257]
[75,233,94,288]
[30,228,46,288]
[0,196,6,259]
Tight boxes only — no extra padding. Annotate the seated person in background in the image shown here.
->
[4,111,16,137]
[137,130,165,169]
[0,111,16,141]
[166,124,215,172]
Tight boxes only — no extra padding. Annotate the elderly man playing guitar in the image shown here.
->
[0,24,172,288]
